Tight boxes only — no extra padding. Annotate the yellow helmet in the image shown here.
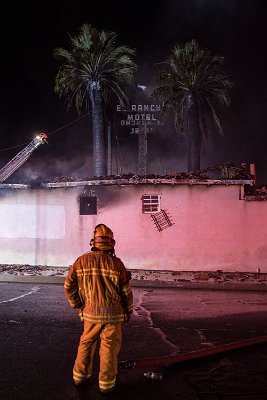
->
[90,224,115,251]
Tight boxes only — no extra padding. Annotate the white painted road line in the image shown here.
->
[0,286,40,304]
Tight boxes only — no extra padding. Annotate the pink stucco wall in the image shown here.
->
[0,183,266,272]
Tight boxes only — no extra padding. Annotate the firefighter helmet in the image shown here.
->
[90,224,115,251]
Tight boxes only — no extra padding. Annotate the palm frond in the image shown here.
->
[53,47,73,63]
[152,39,232,137]
[54,24,137,114]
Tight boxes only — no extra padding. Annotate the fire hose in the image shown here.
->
[118,335,267,369]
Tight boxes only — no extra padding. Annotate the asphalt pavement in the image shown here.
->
[0,283,267,400]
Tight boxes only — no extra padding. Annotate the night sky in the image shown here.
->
[1,0,267,182]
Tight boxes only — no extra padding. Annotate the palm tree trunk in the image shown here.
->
[107,122,112,176]
[138,124,147,176]
[187,91,201,172]
[91,82,107,177]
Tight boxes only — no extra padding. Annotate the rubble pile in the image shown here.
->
[33,171,210,184]
[0,265,266,289]
[244,185,267,198]
[193,270,267,283]
[1,163,255,187]
[119,269,267,284]
[0,264,45,275]
[0,264,65,276]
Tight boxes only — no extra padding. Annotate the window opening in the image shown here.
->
[142,194,160,213]
[79,196,97,215]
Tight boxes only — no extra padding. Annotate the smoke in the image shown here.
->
[5,154,93,183]
[1,1,267,183]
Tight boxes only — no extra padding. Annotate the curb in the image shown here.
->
[0,274,266,291]
[0,274,65,285]
[0,266,266,291]
[130,279,267,291]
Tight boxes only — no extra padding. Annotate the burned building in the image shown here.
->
[0,173,266,273]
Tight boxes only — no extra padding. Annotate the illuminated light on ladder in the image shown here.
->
[150,209,174,232]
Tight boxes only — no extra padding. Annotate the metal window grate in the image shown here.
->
[151,209,174,232]
[142,194,160,213]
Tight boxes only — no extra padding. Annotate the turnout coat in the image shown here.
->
[64,250,133,323]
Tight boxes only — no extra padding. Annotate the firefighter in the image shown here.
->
[64,224,133,394]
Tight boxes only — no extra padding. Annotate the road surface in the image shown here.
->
[0,282,267,399]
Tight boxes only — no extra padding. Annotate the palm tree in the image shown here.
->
[54,24,137,177]
[153,39,232,171]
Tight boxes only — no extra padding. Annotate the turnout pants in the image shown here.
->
[73,321,122,393]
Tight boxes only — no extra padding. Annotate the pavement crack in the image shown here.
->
[134,289,180,355]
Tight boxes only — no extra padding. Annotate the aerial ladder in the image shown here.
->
[0,133,48,183]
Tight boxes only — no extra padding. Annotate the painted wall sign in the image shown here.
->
[117,104,164,134]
